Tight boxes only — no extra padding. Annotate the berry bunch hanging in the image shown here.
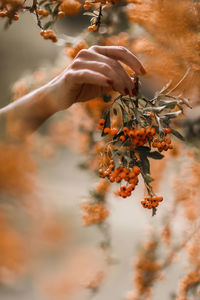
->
[97,77,191,215]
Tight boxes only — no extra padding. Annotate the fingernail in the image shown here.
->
[124,88,129,95]
[107,79,113,85]
[140,66,146,75]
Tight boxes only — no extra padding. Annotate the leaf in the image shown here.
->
[118,103,129,124]
[159,99,178,108]
[139,155,150,174]
[147,151,164,159]
[171,129,185,141]
[144,175,154,183]
[90,17,97,25]
[180,98,192,108]
[164,110,182,119]
[138,98,147,108]
[83,12,96,17]
[53,3,60,15]
[44,3,52,13]
[155,115,164,135]
[121,98,130,109]
[135,146,150,154]
[143,105,166,113]
[43,21,53,30]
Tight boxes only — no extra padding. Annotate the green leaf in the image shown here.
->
[171,128,185,141]
[44,3,52,13]
[147,151,164,159]
[53,3,60,15]
[135,146,150,153]
[139,155,150,174]
[144,175,154,183]
[118,103,129,124]
[43,21,53,30]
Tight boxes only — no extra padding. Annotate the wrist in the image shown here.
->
[44,73,72,113]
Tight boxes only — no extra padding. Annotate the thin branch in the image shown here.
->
[166,67,191,95]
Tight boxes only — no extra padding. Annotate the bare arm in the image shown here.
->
[0,46,146,141]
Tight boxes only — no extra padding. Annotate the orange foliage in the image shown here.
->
[0,142,36,197]
[127,0,200,101]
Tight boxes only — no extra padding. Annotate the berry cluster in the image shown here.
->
[88,24,98,32]
[99,161,140,198]
[0,10,19,20]
[40,30,57,43]
[152,129,173,152]
[141,196,163,209]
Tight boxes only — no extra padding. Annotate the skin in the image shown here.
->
[0,46,146,141]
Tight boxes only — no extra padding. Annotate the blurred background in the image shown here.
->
[0,9,187,300]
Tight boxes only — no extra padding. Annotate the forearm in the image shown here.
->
[0,76,67,142]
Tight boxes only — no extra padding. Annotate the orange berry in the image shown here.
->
[133,176,139,185]
[120,172,126,179]
[98,119,105,127]
[104,127,111,134]
[129,171,136,179]
[166,138,171,144]
[111,128,118,136]
[161,141,166,147]
[57,11,65,18]
[123,127,129,136]
[43,10,49,17]
[92,24,98,31]
[156,196,163,202]
[164,128,172,134]
[88,26,94,32]
[132,166,140,175]
[120,186,127,192]
[13,13,19,20]
[149,112,154,118]
[129,129,136,138]
[115,176,122,183]
[119,135,126,142]
[150,127,156,136]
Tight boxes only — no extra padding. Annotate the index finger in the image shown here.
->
[91,46,146,76]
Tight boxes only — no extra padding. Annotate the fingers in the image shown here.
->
[90,45,146,76]
[70,46,145,96]
[72,59,133,96]
[70,69,111,88]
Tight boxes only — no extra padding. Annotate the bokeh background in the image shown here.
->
[0,9,187,300]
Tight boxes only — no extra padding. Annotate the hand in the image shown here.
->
[50,45,146,111]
